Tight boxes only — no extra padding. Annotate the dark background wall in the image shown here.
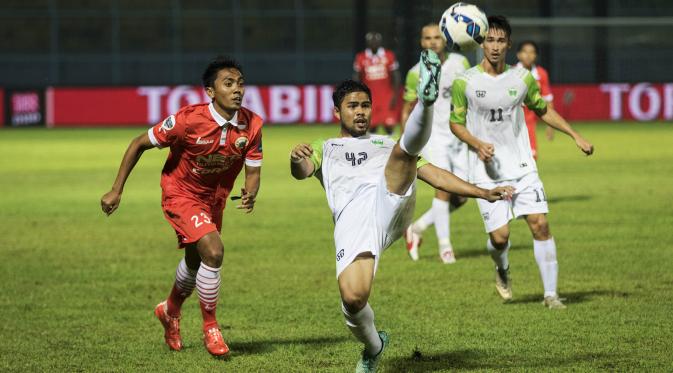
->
[1,0,672,87]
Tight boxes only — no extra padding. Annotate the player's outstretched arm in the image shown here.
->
[237,165,261,213]
[417,163,514,202]
[100,132,155,216]
[289,143,316,180]
[450,122,495,162]
[536,107,594,155]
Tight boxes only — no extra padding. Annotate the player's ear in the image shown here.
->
[333,106,341,121]
[206,86,215,100]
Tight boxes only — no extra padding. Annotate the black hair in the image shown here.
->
[202,56,243,88]
[487,15,512,39]
[517,40,539,53]
[332,80,372,108]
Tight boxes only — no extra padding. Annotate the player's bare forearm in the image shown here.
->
[244,165,261,196]
[450,122,495,161]
[417,164,514,202]
[418,164,486,199]
[237,165,261,213]
[110,133,154,192]
[290,143,315,180]
[101,132,154,215]
[538,107,594,155]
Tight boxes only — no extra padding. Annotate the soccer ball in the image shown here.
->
[439,2,488,51]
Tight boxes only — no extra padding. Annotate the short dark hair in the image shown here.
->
[517,40,539,53]
[202,56,243,88]
[488,15,512,39]
[332,80,372,108]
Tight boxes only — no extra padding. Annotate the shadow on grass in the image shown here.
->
[546,195,592,204]
[230,335,349,356]
[508,289,630,305]
[454,244,527,260]
[386,349,616,372]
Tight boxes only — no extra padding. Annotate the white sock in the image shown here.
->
[413,208,434,232]
[175,258,197,296]
[342,302,382,356]
[432,198,451,250]
[399,101,433,156]
[534,237,558,297]
[487,239,510,270]
[196,263,221,312]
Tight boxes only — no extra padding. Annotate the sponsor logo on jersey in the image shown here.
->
[508,88,518,97]
[482,212,490,221]
[196,137,214,145]
[371,139,384,146]
[476,90,486,98]
[235,136,248,149]
[192,154,241,174]
[336,249,345,262]
[160,115,175,131]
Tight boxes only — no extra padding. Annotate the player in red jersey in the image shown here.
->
[353,32,401,136]
[100,56,262,357]
[516,40,555,159]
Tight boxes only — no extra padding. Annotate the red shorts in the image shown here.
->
[162,196,224,248]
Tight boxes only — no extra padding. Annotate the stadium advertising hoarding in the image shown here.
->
[44,83,673,127]
[46,85,336,127]
[3,89,45,127]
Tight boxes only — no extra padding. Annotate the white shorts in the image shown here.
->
[334,173,416,278]
[420,132,468,180]
[476,172,549,233]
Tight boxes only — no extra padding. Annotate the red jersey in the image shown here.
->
[353,48,399,92]
[148,103,263,204]
[519,64,553,126]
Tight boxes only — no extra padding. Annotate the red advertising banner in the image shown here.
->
[47,85,336,127]
[44,83,673,127]
[553,83,673,122]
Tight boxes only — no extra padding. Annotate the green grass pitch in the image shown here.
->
[1,123,672,372]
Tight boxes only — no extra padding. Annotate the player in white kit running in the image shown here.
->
[290,51,513,373]
[449,16,594,309]
[401,23,472,264]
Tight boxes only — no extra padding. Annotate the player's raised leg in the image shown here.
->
[525,213,565,309]
[385,49,440,195]
[194,231,231,356]
[338,254,388,373]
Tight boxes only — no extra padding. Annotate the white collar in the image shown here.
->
[365,47,385,58]
[208,102,244,128]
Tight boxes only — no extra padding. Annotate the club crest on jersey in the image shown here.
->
[476,90,486,98]
[508,88,518,97]
[161,115,175,131]
[235,136,248,149]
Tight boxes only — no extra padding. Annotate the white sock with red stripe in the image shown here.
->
[166,258,197,317]
[197,262,221,329]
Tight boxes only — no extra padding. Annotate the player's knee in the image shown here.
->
[198,236,224,267]
[490,230,510,249]
[528,215,551,240]
[449,194,468,210]
[341,290,369,313]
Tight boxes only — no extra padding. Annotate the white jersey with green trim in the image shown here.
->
[450,65,548,183]
[309,135,397,222]
[404,52,470,138]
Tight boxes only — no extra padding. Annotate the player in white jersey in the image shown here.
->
[290,51,513,373]
[400,23,471,264]
[449,16,594,309]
